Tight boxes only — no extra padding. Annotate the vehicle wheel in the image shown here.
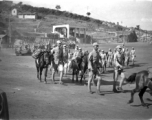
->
[0,91,9,120]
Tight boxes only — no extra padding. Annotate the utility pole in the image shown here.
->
[146,30,147,42]
[8,14,12,47]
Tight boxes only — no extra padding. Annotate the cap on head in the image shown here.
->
[116,45,122,49]
[57,40,61,44]
[52,44,56,47]
[79,48,82,50]
[63,44,66,47]
[93,42,98,46]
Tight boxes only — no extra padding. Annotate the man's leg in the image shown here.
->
[52,69,56,83]
[59,71,64,84]
[58,64,64,84]
[51,63,57,84]
[113,70,119,92]
[118,72,126,91]
[88,70,93,93]
[96,75,101,94]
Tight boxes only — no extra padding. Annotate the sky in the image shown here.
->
[10,0,152,30]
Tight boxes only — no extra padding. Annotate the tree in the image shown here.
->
[127,30,138,42]
[86,12,91,17]
[55,5,61,10]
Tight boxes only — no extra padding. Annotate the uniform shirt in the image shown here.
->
[72,50,79,59]
[114,51,123,67]
[130,50,135,56]
[125,51,130,57]
[51,46,63,64]
[122,47,125,53]
[108,51,113,60]
[77,51,83,58]
[100,52,107,62]
[63,48,68,58]
[88,49,101,70]
[63,48,69,62]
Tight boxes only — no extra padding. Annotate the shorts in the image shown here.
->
[88,68,101,76]
[131,55,135,60]
[114,66,123,75]
[52,61,64,72]
[88,69,102,80]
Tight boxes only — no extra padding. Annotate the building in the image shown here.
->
[1,0,13,6]
[18,12,37,19]
[0,34,9,48]
[11,8,17,16]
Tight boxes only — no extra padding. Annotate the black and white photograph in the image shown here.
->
[0,0,152,119]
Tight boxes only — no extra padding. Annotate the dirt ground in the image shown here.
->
[0,43,152,120]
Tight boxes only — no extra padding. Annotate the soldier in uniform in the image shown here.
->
[51,40,64,84]
[63,44,69,75]
[99,50,107,73]
[88,42,102,94]
[121,43,125,66]
[113,45,126,92]
[130,47,136,65]
[124,48,130,66]
[107,48,114,67]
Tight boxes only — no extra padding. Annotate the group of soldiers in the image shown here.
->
[35,40,136,94]
[87,43,136,94]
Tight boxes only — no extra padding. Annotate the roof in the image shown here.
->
[53,24,86,29]
[0,34,6,38]
[18,12,36,15]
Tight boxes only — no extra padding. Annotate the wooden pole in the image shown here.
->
[9,15,12,47]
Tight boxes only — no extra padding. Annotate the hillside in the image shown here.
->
[0,1,150,44]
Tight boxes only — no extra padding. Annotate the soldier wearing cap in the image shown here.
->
[107,48,114,67]
[99,50,107,73]
[75,45,79,51]
[72,47,83,70]
[51,40,64,84]
[130,47,136,65]
[63,44,69,75]
[124,48,130,66]
[88,42,102,94]
[121,43,125,66]
[113,45,126,92]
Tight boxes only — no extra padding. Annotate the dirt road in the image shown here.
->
[0,43,152,120]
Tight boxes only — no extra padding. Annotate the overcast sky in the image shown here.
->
[10,0,152,30]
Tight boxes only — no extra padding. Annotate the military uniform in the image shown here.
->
[125,50,130,65]
[51,46,63,72]
[100,52,107,67]
[88,49,101,75]
[63,48,69,63]
[130,49,136,61]
[88,42,102,94]
[114,51,123,75]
